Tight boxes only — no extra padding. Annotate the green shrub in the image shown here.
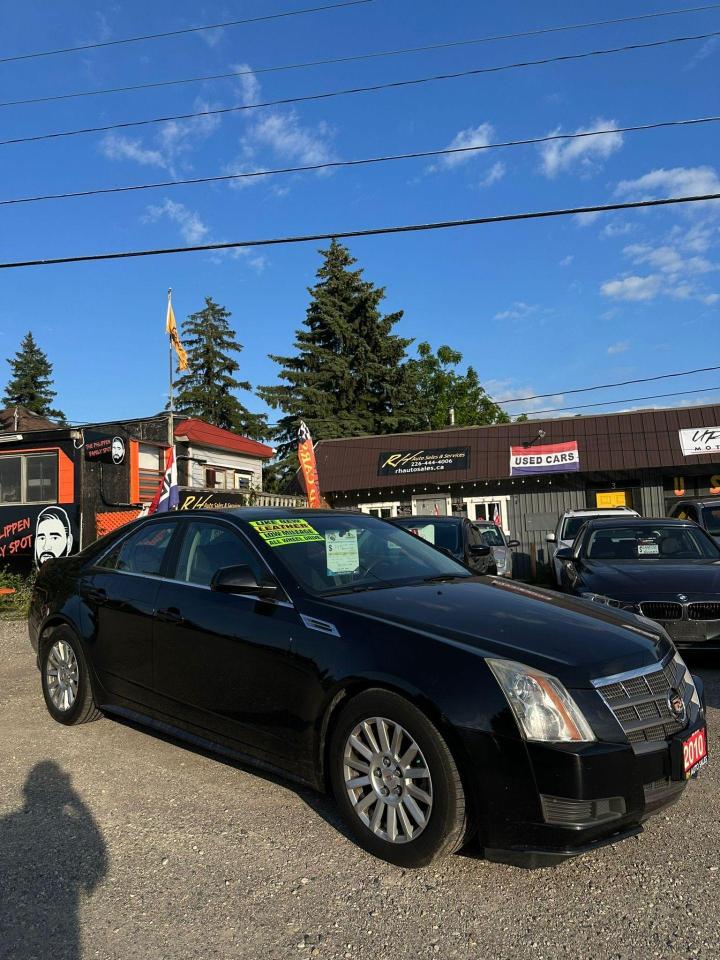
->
[0,567,36,617]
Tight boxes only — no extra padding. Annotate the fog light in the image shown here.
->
[540,794,626,829]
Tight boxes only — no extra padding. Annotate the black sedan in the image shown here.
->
[29,509,707,868]
[389,515,494,574]
[556,517,720,649]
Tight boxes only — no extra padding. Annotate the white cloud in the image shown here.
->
[234,63,261,106]
[157,98,222,155]
[100,133,168,170]
[607,340,630,356]
[574,211,602,227]
[623,242,715,277]
[479,161,505,187]
[601,275,663,301]
[429,123,494,172]
[144,199,210,244]
[539,117,623,178]
[615,165,720,200]
[602,221,635,238]
[685,36,720,70]
[248,111,334,166]
[485,378,565,416]
[559,254,574,267]
[493,301,537,321]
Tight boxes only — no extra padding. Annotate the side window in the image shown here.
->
[684,506,698,522]
[467,525,482,548]
[173,521,263,587]
[98,522,176,576]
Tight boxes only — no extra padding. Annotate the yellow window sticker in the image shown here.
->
[249,518,323,548]
[326,529,360,574]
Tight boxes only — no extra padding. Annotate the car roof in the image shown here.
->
[560,507,637,517]
[672,498,720,506]
[582,516,694,529]
[391,514,460,524]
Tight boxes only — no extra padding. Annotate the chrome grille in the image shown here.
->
[688,602,720,621]
[594,656,688,744]
[639,601,683,621]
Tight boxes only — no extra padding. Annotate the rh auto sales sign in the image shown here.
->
[378,447,470,476]
[679,427,720,456]
[510,440,581,476]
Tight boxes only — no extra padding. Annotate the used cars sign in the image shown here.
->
[510,440,580,476]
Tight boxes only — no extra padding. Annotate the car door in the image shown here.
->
[152,517,297,764]
[79,519,179,706]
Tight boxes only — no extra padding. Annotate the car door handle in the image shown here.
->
[82,587,107,605]
[156,607,185,624]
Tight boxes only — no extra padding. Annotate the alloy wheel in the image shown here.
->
[343,716,433,844]
[46,639,79,712]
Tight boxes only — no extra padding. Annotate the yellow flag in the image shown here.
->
[166,292,188,371]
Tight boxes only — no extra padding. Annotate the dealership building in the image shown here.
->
[314,402,720,577]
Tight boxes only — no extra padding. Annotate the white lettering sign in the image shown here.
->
[679,427,720,456]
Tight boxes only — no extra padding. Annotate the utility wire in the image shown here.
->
[524,384,720,417]
[2,115,718,207]
[2,30,719,149]
[498,363,720,403]
[1,193,719,271]
[0,0,374,65]
[4,3,720,109]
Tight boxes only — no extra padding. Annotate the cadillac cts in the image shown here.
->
[28,509,707,868]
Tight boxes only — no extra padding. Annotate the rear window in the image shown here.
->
[702,506,720,536]
[586,525,719,561]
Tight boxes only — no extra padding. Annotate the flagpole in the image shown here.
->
[167,287,174,449]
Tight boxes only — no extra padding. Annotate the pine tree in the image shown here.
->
[258,239,417,464]
[173,297,267,439]
[3,331,65,422]
[407,342,509,430]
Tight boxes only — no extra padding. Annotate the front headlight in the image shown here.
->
[487,658,596,743]
[580,592,638,612]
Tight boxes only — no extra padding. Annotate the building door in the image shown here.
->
[412,495,449,516]
[464,495,510,533]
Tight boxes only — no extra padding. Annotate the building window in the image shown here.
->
[0,453,58,504]
[204,465,253,491]
[138,443,166,503]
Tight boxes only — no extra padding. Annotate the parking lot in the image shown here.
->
[1,620,719,960]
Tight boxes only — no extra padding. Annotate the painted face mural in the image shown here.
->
[34,506,74,566]
[111,437,126,464]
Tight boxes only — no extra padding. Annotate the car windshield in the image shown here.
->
[247,514,471,596]
[477,525,504,547]
[702,506,720,536]
[560,516,593,541]
[585,525,720,561]
[393,520,461,555]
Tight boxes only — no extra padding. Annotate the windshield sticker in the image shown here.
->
[249,518,323,548]
[326,529,360,574]
[409,524,436,545]
[637,538,660,556]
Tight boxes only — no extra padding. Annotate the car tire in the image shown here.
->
[329,689,469,867]
[40,626,102,726]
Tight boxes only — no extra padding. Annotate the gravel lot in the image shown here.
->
[1,620,720,960]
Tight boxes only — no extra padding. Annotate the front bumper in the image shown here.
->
[464,676,706,868]
[660,618,720,649]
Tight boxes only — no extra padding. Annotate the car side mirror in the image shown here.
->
[555,547,573,561]
[469,544,491,557]
[508,539,520,548]
[546,533,557,543]
[211,564,279,598]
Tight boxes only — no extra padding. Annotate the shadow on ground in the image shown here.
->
[0,761,108,960]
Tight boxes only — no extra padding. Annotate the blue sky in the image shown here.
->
[1,0,719,428]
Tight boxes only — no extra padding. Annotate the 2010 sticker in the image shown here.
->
[249,518,323,548]
[326,529,360,574]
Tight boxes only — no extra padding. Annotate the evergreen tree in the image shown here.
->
[173,297,267,439]
[258,239,417,463]
[406,341,509,430]
[3,331,65,422]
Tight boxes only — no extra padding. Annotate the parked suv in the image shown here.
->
[390,515,493,574]
[668,498,720,545]
[547,506,640,585]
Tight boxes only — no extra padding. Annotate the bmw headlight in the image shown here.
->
[580,592,638,612]
[487,658,596,743]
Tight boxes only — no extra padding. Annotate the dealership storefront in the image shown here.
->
[314,404,720,578]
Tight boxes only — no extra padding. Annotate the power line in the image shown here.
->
[497,363,720,403]
[0,0,374,65]
[4,3,720,109]
[524,384,720,417]
[3,114,718,208]
[1,193,718,271]
[2,30,719,149]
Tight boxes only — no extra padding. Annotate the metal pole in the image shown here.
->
[167,287,174,448]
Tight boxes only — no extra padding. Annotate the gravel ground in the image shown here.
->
[1,620,719,960]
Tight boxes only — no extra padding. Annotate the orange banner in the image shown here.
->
[298,421,322,508]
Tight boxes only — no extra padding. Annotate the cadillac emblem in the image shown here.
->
[667,689,687,724]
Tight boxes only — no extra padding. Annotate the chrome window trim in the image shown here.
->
[592,651,673,689]
[90,513,294,607]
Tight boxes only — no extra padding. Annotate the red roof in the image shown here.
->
[174,419,274,459]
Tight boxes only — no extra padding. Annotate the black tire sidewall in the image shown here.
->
[330,690,465,868]
[40,627,92,726]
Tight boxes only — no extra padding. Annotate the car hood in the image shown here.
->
[321,577,671,687]
[579,559,720,599]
